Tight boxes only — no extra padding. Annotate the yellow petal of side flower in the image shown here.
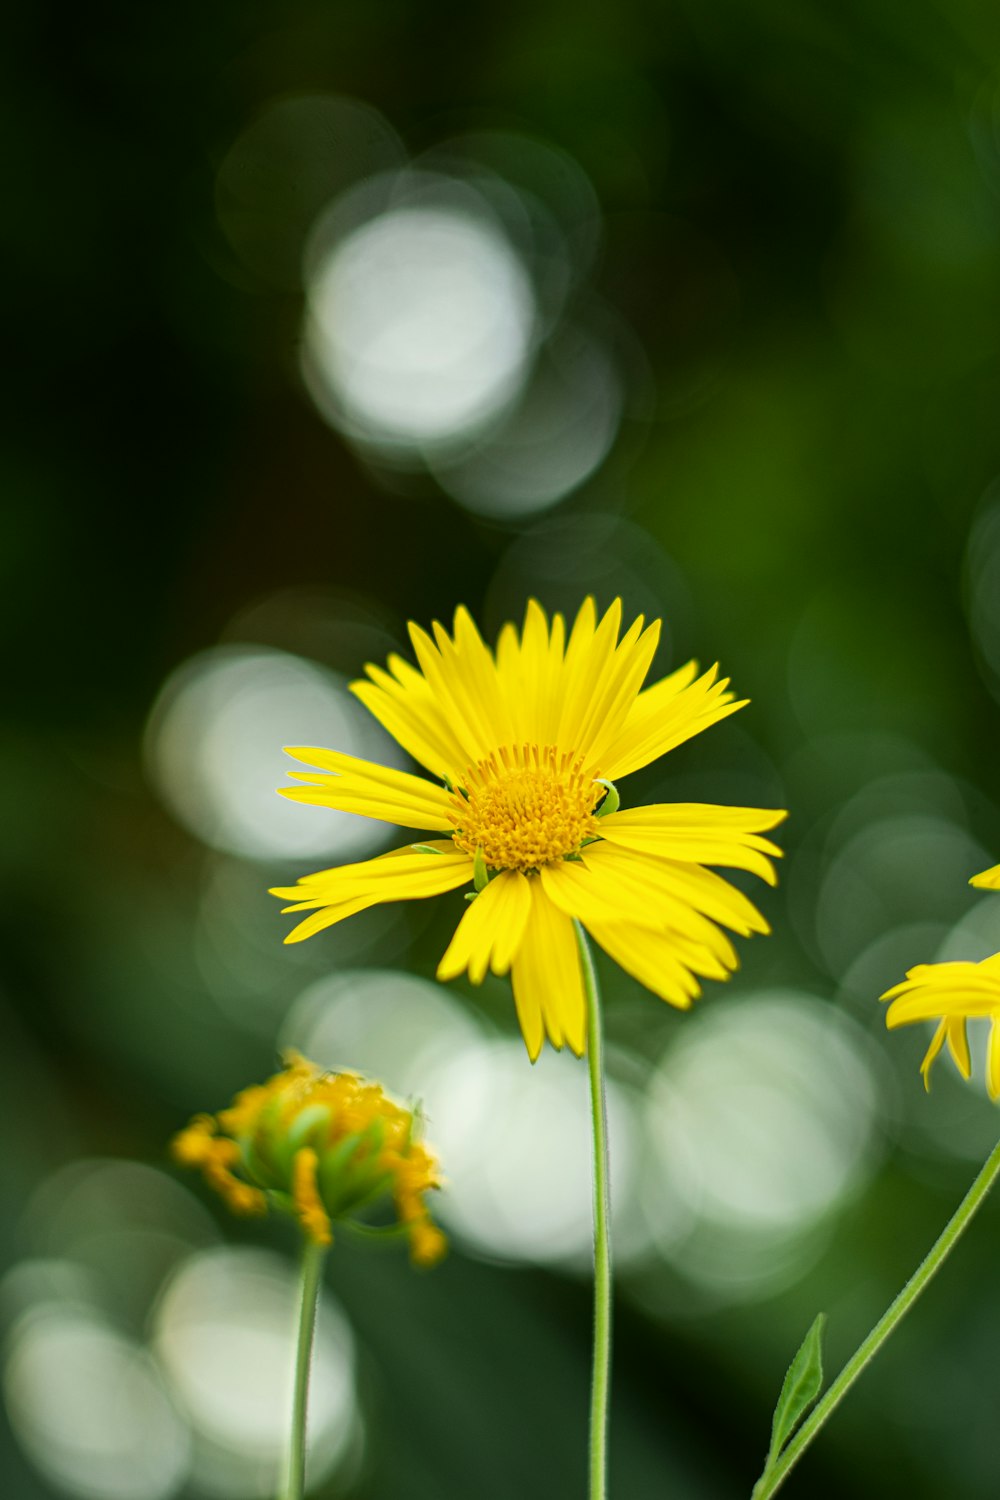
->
[271,599,787,1060]
[971,863,1000,890]
[881,953,1000,1097]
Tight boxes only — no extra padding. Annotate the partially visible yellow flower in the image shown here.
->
[271,599,786,1060]
[171,1053,446,1265]
[882,955,1000,1098]
[882,862,1000,1097]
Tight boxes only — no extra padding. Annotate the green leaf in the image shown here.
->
[765,1313,827,1467]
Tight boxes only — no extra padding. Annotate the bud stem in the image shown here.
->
[281,1238,327,1500]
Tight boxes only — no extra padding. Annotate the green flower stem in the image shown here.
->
[577,922,612,1500]
[281,1238,327,1500]
[753,1134,1000,1500]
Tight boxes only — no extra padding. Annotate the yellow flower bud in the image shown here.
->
[170,1052,446,1265]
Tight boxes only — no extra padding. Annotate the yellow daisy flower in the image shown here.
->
[172,1052,447,1265]
[271,599,786,1059]
[882,955,1000,1098]
[881,863,1000,1097]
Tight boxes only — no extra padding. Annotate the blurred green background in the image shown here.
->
[6,1,1000,1496]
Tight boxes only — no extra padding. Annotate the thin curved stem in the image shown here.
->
[281,1238,326,1500]
[576,922,612,1500]
[753,1134,1000,1499]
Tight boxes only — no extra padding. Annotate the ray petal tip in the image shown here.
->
[407,618,432,651]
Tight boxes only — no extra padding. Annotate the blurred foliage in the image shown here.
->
[6,0,1000,1497]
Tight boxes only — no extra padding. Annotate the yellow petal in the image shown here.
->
[946,1016,972,1080]
[574,616,662,769]
[598,804,786,885]
[271,842,473,943]
[273,839,469,901]
[599,840,771,935]
[555,598,621,756]
[584,920,704,1009]
[511,965,545,1061]
[601,663,748,780]
[407,609,511,764]
[919,1020,948,1091]
[496,599,567,746]
[882,960,1000,1023]
[280,747,454,830]
[351,653,468,779]
[510,882,586,1058]
[436,870,532,984]
[538,855,664,930]
[447,605,517,749]
[989,1019,1000,1101]
[971,863,1000,890]
[546,842,758,959]
[594,843,771,937]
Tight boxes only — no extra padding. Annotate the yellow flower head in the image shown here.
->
[271,599,787,1059]
[171,1053,447,1265]
[882,862,1000,1098]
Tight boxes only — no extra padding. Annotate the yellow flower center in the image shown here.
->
[450,745,601,871]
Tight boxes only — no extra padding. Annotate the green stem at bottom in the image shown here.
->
[576,922,612,1500]
[753,1134,1000,1500]
[281,1238,327,1500]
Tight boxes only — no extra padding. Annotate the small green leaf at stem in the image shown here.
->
[763,1313,827,1473]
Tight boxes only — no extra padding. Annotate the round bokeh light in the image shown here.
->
[303,174,536,450]
[145,644,402,862]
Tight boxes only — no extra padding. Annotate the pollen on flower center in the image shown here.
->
[450,744,601,871]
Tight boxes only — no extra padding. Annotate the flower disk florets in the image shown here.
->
[171,1052,446,1266]
[449,744,601,872]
